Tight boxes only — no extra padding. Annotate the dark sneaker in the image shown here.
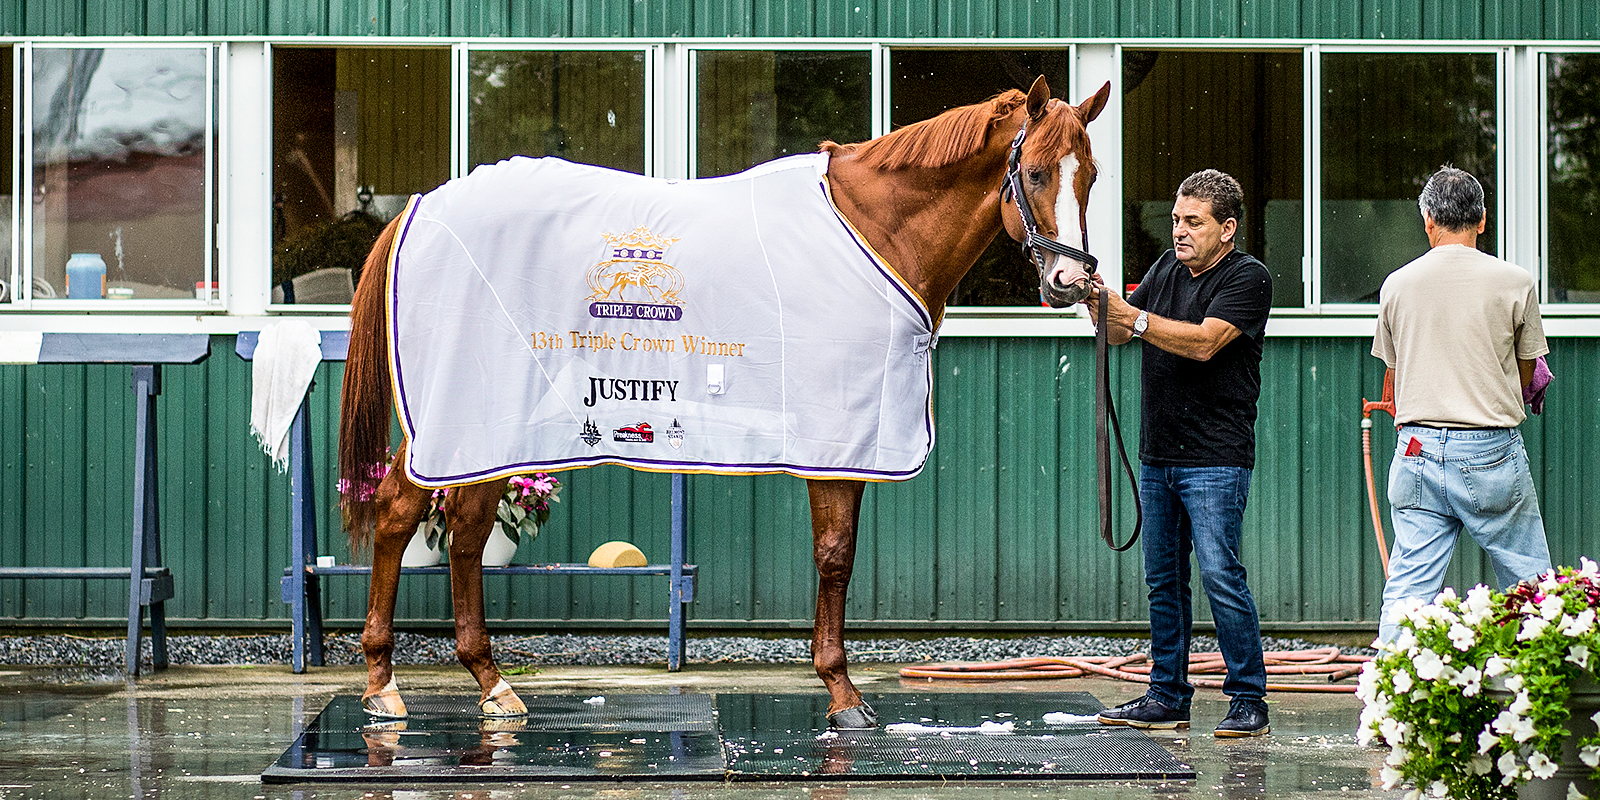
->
[1214,700,1270,738]
[1096,695,1190,730]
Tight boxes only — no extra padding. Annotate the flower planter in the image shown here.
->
[400,524,443,567]
[1487,672,1599,800]
[480,526,518,567]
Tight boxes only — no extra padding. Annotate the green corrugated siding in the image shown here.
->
[0,1,1596,39]
[2,334,1594,631]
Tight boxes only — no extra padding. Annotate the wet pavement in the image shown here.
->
[0,660,1403,799]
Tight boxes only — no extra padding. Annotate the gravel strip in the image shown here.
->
[0,632,1373,669]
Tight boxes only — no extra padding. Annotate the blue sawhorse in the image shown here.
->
[236,331,696,674]
[0,333,208,676]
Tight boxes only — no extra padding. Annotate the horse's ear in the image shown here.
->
[1077,81,1111,124]
[1026,76,1050,121]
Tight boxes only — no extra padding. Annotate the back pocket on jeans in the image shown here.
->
[1387,457,1423,510]
[1460,449,1525,516]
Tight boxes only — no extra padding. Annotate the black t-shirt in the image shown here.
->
[1126,249,1272,469]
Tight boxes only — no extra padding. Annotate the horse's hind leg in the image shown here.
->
[443,481,526,718]
[807,479,876,729]
[361,446,433,718]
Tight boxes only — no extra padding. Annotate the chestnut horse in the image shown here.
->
[338,76,1110,729]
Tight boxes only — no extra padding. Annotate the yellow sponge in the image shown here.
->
[587,541,647,568]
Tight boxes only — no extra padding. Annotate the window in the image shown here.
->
[693,50,869,178]
[890,49,1070,307]
[1319,52,1498,304]
[271,47,449,305]
[468,49,647,173]
[1122,50,1304,307]
[27,45,211,305]
[1546,53,1600,303]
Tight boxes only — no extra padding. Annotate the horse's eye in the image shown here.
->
[1026,168,1048,185]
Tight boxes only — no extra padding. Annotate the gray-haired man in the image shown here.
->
[1371,166,1553,645]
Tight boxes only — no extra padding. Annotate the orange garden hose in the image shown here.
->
[899,647,1372,693]
[1363,368,1397,578]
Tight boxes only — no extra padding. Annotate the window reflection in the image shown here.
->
[0,47,12,305]
[468,50,646,173]
[1320,52,1497,304]
[1122,50,1304,307]
[891,50,1069,307]
[31,47,209,302]
[272,47,449,304]
[694,50,870,178]
[1547,53,1600,303]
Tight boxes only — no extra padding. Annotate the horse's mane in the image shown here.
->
[821,90,1084,171]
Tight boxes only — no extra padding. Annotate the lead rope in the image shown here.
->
[1096,286,1142,551]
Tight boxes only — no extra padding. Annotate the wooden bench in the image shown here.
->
[235,330,696,673]
[0,332,209,675]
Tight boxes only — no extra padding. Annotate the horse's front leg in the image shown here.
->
[361,449,433,718]
[444,481,526,718]
[807,479,875,729]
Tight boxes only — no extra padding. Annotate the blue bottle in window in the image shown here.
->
[65,253,107,299]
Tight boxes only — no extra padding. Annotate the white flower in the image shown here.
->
[1403,789,1421,800]
[1510,716,1538,743]
[1491,709,1539,742]
[1380,764,1404,789]
[1392,669,1414,693]
[1447,622,1477,651]
[1380,716,1409,747]
[1386,746,1408,766]
[1538,593,1565,621]
[1485,656,1510,677]
[1428,780,1448,797]
[1569,782,1587,800]
[1478,726,1500,754]
[1357,662,1380,702]
[1509,690,1533,716]
[1452,665,1483,697]
[1414,648,1446,680]
[1394,628,1419,655]
[1504,674,1525,692]
[1567,643,1592,670]
[1519,616,1550,641]
[1464,584,1493,612]
[1497,751,1520,781]
[1579,557,1599,579]
[1568,608,1596,637]
[1492,709,1518,735]
[1528,751,1559,779]
[1580,743,1600,768]
[1435,587,1458,604]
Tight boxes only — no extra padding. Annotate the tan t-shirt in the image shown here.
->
[1372,244,1548,428]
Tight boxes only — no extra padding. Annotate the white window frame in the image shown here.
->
[13,40,217,313]
[1535,47,1600,315]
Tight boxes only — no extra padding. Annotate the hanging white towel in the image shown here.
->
[250,320,323,471]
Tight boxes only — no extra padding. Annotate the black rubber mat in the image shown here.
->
[261,691,1192,782]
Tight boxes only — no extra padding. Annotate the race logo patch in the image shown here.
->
[587,227,685,322]
[580,418,602,447]
[613,422,654,443]
[666,419,685,449]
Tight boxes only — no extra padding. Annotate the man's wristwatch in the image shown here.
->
[1132,310,1149,338]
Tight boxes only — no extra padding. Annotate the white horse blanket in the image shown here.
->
[388,154,936,487]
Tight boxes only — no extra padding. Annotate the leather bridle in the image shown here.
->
[1000,120,1142,553]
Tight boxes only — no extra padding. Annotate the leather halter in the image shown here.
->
[999,125,1098,298]
[999,118,1140,552]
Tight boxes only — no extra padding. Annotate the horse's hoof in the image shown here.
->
[362,680,408,719]
[827,701,878,730]
[479,678,527,718]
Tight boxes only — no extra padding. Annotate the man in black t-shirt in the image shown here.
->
[1084,169,1273,738]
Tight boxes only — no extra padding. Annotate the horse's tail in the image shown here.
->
[338,213,404,552]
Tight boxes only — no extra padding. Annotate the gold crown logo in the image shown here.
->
[603,226,680,254]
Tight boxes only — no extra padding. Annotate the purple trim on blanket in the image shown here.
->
[819,181,933,332]
[407,454,928,486]
[390,202,424,441]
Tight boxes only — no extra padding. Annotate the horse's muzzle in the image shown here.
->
[1040,267,1093,308]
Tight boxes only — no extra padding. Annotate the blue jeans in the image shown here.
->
[1377,426,1552,644]
[1139,464,1267,708]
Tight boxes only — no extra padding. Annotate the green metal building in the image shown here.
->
[1,0,1596,637]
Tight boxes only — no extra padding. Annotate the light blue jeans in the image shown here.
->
[1376,426,1552,644]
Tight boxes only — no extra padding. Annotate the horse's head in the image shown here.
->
[999,76,1111,308]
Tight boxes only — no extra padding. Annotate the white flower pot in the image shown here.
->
[480,526,518,567]
[400,524,443,567]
